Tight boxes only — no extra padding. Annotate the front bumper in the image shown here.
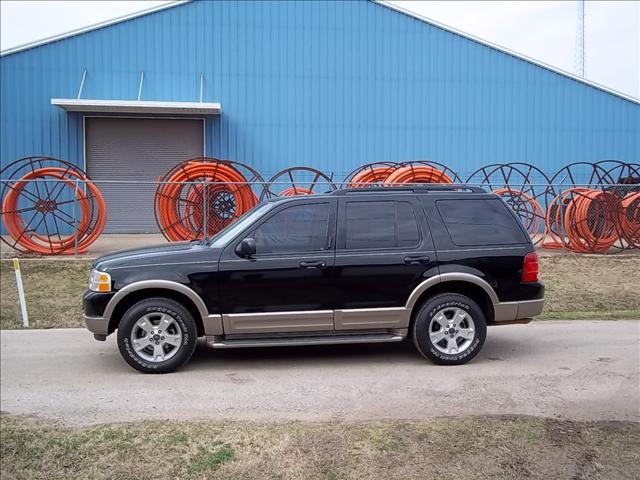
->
[83,314,108,340]
[83,290,114,317]
[83,290,114,340]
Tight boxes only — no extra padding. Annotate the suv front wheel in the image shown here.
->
[412,293,487,365]
[117,297,197,373]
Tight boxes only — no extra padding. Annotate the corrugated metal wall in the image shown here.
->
[1,0,638,181]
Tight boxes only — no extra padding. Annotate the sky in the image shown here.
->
[1,0,638,98]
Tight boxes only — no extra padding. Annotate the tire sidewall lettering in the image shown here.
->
[414,294,487,365]
[427,300,477,361]
[118,298,197,373]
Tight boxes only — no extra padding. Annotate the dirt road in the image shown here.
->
[1,321,638,425]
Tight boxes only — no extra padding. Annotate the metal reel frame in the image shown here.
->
[260,166,336,200]
[154,157,265,241]
[0,156,102,254]
[465,162,553,244]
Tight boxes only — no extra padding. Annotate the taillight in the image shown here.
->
[522,252,539,282]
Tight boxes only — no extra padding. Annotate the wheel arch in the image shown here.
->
[406,275,496,335]
[105,281,208,336]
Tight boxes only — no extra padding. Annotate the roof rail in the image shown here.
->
[330,184,486,195]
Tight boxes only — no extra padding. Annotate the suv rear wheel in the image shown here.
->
[117,297,197,373]
[412,293,487,365]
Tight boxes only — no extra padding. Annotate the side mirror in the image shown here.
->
[235,237,256,258]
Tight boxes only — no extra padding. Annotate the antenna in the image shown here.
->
[574,0,585,77]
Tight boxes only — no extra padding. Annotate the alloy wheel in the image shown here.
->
[428,307,476,355]
[130,312,183,363]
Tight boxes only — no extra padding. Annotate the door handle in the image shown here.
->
[404,255,430,265]
[300,260,327,269]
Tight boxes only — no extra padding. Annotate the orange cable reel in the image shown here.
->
[347,166,397,188]
[385,165,454,185]
[156,160,258,241]
[545,188,620,253]
[619,191,640,248]
[1,167,105,254]
[564,189,620,253]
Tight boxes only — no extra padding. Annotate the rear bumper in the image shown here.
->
[516,298,545,318]
[494,298,544,324]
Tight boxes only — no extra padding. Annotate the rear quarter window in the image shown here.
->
[436,198,527,246]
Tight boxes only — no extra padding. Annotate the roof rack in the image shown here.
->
[330,184,486,195]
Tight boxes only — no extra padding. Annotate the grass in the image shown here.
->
[538,310,640,320]
[0,259,91,329]
[1,415,639,479]
[1,254,639,329]
[190,445,235,474]
[539,254,640,313]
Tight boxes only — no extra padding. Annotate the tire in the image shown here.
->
[412,293,487,365]
[117,297,197,374]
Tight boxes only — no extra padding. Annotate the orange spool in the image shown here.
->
[385,165,454,185]
[564,189,619,253]
[347,166,397,188]
[182,182,238,236]
[544,188,620,253]
[156,161,258,241]
[1,167,105,254]
[618,191,640,248]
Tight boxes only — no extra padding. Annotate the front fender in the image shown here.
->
[103,280,210,321]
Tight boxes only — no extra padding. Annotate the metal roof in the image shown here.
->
[1,0,637,105]
[0,1,189,56]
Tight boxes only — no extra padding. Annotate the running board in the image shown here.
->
[206,332,406,349]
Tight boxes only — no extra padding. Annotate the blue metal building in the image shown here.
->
[1,0,638,232]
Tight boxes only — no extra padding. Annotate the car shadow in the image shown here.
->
[478,332,537,362]
[186,339,423,370]
[183,331,534,372]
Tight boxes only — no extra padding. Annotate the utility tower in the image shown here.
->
[574,0,585,77]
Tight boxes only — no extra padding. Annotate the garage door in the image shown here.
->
[86,117,204,233]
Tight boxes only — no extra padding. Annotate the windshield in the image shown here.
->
[208,202,274,248]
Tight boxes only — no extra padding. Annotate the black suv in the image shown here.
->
[83,186,544,373]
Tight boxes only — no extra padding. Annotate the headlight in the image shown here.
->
[89,269,111,292]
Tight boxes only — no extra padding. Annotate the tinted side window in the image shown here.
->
[254,203,329,254]
[436,198,527,246]
[396,201,421,248]
[345,200,420,250]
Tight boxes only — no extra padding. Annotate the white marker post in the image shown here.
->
[13,258,29,328]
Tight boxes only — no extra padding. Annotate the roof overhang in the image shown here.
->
[1,1,189,57]
[51,98,221,115]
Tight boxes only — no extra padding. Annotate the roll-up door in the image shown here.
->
[85,117,203,233]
